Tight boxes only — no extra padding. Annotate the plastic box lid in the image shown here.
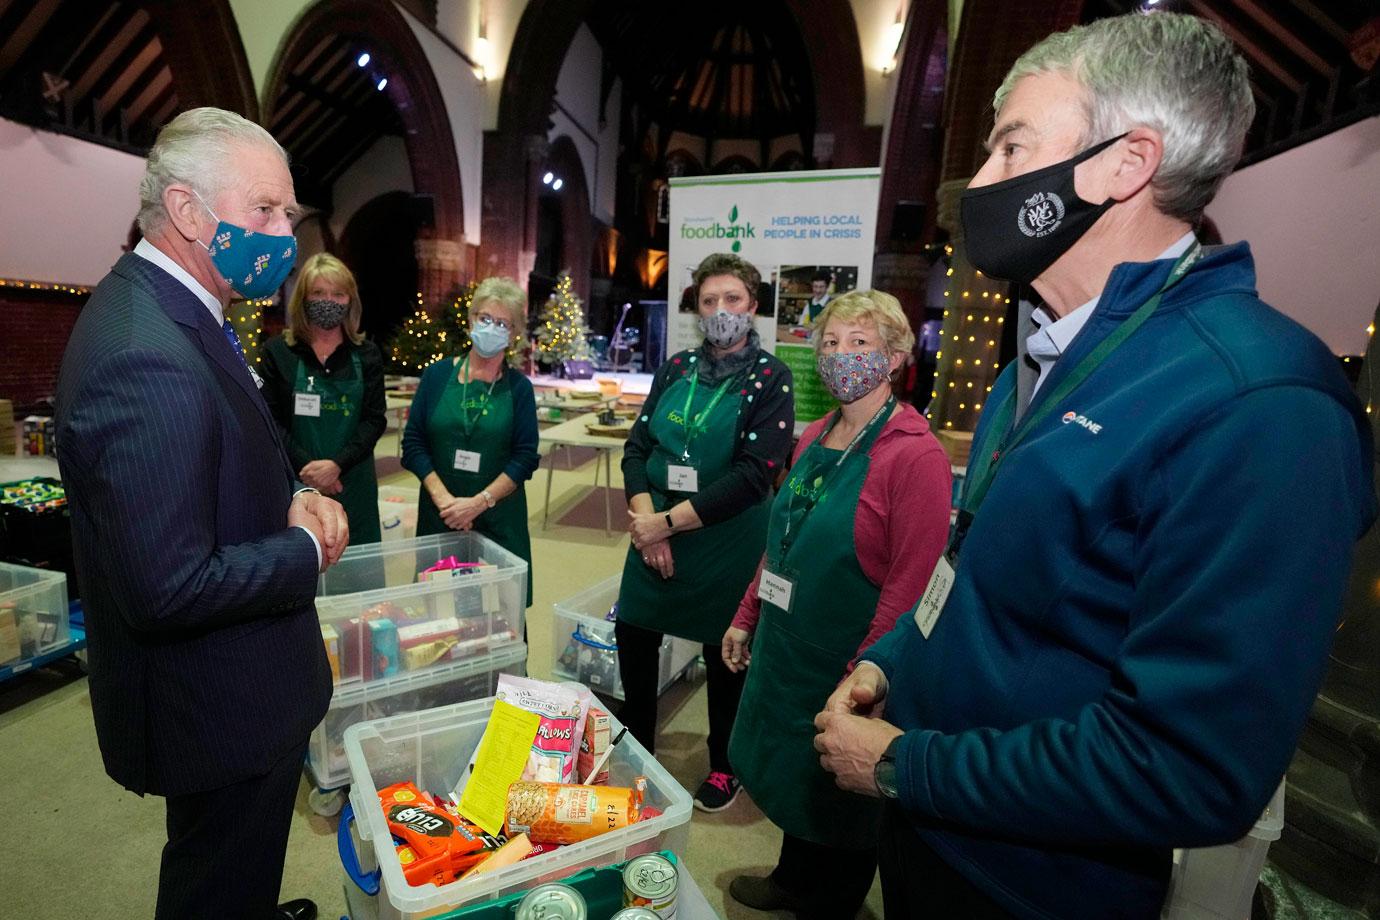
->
[319,532,527,599]
[343,694,693,915]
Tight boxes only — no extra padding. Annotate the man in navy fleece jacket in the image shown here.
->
[811,12,1376,919]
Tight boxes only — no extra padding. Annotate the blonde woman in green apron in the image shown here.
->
[401,277,539,606]
[618,253,795,812]
[262,253,386,548]
[721,291,952,919]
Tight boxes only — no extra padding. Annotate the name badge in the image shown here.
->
[758,569,795,613]
[913,556,955,639]
[294,392,321,417]
[666,464,699,493]
[453,449,482,473]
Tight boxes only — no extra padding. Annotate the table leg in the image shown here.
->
[604,449,613,536]
[542,450,555,530]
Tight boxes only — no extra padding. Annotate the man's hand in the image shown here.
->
[299,459,342,491]
[639,538,674,579]
[628,509,672,548]
[289,490,350,571]
[722,626,752,672]
[813,710,903,797]
[440,495,485,531]
[823,661,890,718]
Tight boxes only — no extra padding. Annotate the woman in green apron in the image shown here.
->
[262,253,386,550]
[618,253,795,812]
[401,277,539,606]
[721,291,952,919]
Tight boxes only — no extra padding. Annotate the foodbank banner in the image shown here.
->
[667,168,881,423]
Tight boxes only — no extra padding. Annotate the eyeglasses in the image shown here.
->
[474,312,512,332]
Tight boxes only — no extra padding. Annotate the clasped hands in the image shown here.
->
[628,510,674,579]
[299,459,343,495]
[432,488,487,532]
[289,489,350,572]
[812,662,904,798]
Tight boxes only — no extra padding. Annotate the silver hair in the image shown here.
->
[136,107,289,236]
[993,12,1254,222]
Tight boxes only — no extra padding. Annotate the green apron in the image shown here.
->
[291,351,381,544]
[729,399,894,848]
[617,362,769,645]
[417,358,533,606]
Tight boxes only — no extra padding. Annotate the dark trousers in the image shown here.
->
[773,831,878,920]
[879,804,1014,919]
[614,619,744,772]
[156,740,307,920]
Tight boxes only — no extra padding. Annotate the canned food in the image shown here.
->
[515,883,587,920]
[610,909,662,920]
[622,853,678,917]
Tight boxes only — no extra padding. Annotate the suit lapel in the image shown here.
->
[115,254,295,482]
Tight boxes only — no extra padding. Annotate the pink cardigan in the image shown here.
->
[731,402,952,668]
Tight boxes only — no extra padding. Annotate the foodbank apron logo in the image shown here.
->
[679,205,756,252]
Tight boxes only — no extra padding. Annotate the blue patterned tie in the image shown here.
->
[222,318,249,370]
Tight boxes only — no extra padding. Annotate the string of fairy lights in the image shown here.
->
[926,245,1010,431]
[0,277,90,295]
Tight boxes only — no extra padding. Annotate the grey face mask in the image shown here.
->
[698,309,755,349]
[305,299,347,329]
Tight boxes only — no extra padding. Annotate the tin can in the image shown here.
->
[622,853,678,917]
[610,910,662,920]
[514,883,587,920]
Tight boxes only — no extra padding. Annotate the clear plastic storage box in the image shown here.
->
[341,695,693,920]
[550,576,701,701]
[308,643,528,791]
[317,533,527,693]
[378,485,419,543]
[0,561,69,669]
[1162,780,1286,920]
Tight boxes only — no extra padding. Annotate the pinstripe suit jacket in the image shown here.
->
[55,253,332,797]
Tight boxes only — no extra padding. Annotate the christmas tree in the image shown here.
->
[389,292,448,373]
[227,297,270,367]
[530,272,589,367]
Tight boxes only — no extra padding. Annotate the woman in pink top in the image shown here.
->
[723,290,952,920]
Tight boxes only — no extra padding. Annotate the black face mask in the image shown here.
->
[960,133,1126,285]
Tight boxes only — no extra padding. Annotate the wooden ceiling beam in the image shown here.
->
[1280,0,1351,44]
[124,65,172,126]
[1228,0,1333,74]
[0,0,62,75]
[96,38,162,117]
[1186,0,1304,92]
[68,13,146,101]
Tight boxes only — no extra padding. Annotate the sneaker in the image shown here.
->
[693,771,741,812]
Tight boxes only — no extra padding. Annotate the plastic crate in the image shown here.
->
[309,643,528,791]
[378,485,419,543]
[0,561,69,668]
[341,695,693,920]
[551,577,701,701]
[318,533,527,692]
[1163,779,1285,920]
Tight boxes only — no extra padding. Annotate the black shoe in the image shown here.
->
[729,874,809,913]
[275,899,317,920]
[693,771,741,812]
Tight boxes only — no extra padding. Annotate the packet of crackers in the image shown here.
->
[505,777,646,845]
[378,782,506,886]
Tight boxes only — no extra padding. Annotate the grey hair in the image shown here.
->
[471,276,529,327]
[994,12,1254,222]
[137,107,288,236]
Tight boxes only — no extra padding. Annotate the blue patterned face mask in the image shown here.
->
[817,350,892,403]
[196,191,297,300]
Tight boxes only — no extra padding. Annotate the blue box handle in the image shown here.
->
[337,802,381,896]
[571,624,618,652]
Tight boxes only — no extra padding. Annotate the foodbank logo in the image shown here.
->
[679,205,755,252]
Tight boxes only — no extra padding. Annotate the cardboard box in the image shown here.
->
[935,430,973,468]
[0,605,20,665]
[0,399,14,454]
[578,706,612,784]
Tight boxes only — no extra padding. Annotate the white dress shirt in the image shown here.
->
[1026,232,1196,398]
[133,237,323,566]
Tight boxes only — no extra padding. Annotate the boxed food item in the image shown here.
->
[321,624,341,682]
[579,707,612,785]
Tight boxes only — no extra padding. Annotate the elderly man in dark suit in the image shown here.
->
[55,107,349,920]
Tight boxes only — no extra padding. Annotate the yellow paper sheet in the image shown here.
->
[458,700,541,837]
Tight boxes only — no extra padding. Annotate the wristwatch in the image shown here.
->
[874,736,902,799]
[480,489,496,508]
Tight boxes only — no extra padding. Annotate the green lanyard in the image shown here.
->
[954,243,1203,559]
[457,355,499,437]
[678,364,735,459]
[777,395,895,561]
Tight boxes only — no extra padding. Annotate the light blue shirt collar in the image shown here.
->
[133,238,225,326]
[1027,232,1196,397]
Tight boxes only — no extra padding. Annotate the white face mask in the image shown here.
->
[698,310,754,348]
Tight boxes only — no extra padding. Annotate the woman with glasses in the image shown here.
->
[262,253,387,545]
[402,277,539,605]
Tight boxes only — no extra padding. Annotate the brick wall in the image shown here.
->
[0,287,87,414]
